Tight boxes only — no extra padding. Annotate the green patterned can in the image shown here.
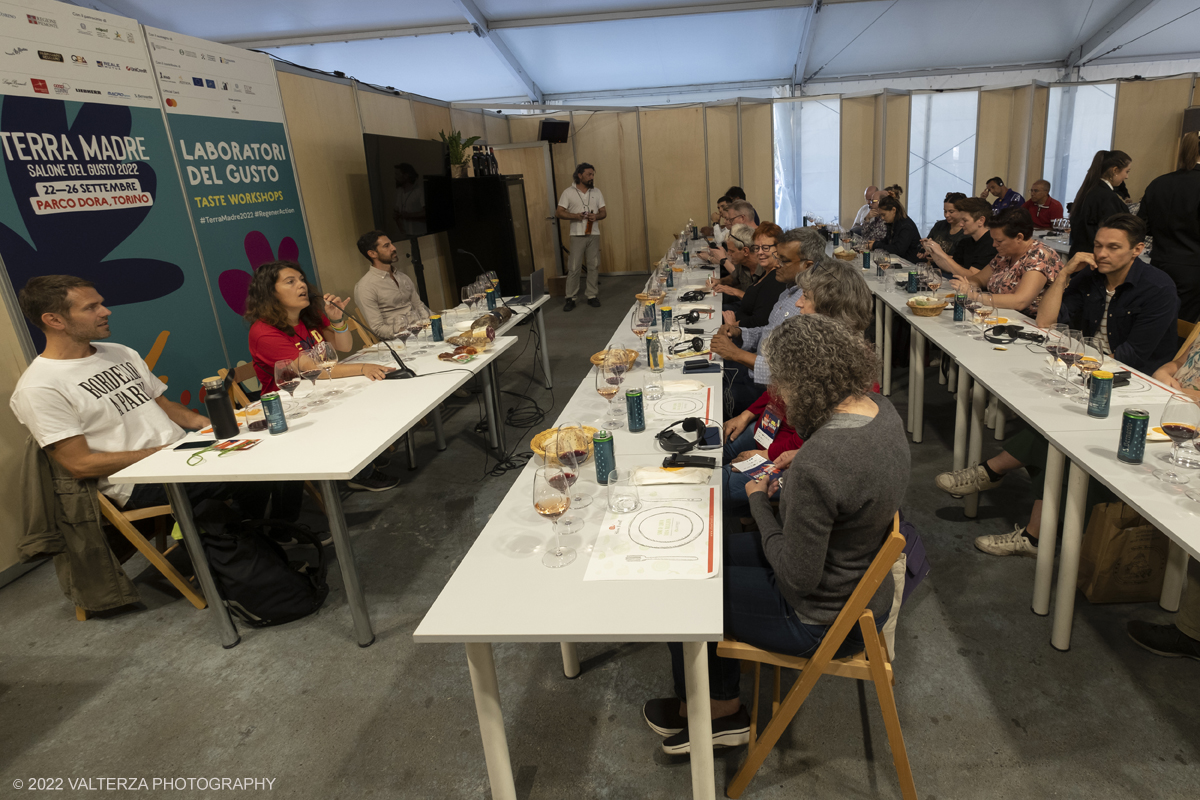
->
[1117,408,1149,464]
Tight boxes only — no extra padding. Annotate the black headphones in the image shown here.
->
[655,417,718,453]
[679,309,702,324]
[983,324,1046,345]
[669,336,705,355]
[679,290,707,303]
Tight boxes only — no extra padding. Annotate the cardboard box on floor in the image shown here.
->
[548,275,567,297]
[1077,502,1169,604]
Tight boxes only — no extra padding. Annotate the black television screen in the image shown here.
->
[363,133,453,239]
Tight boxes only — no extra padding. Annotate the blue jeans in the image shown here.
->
[722,360,765,419]
[668,531,880,702]
[722,426,759,521]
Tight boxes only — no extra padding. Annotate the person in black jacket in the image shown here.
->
[1069,149,1131,257]
[1138,131,1200,322]
[870,195,920,262]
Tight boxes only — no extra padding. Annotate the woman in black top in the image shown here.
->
[1139,132,1200,322]
[870,195,920,262]
[925,192,967,255]
[728,223,788,329]
[1069,149,1131,257]
[922,196,997,278]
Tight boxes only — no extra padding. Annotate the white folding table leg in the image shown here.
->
[953,367,970,471]
[883,306,894,396]
[682,641,716,800]
[994,402,1008,441]
[985,395,997,430]
[1032,444,1065,616]
[938,353,947,385]
[913,332,926,443]
[906,330,916,433]
[964,380,987,519]
[560,642,580,678]
[1160,543,1189,613]
[1051,462,1090,651]
[165,484,240,648]
[465,643,517,800]
[875,297,884,362]
[480,370,501,450]
[318,480,375,647]
[948,361,958,393]
[432,405,447,451]
[535,307,554,389]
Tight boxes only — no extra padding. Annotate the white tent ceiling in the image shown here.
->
[84,0,1200,102]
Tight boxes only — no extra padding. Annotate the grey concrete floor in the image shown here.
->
[2,275,1198,799]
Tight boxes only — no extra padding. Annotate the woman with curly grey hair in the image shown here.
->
[645,315,910,755]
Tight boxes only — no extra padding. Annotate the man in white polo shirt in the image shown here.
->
[556,162,606,311]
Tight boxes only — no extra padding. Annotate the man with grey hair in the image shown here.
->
[850,189,888,242]
[711,223,762,302]
[1023,179,1063,230]
[853,185,878,228]
[712,227,825,415]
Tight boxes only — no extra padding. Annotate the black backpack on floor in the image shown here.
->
[192,501,329,627]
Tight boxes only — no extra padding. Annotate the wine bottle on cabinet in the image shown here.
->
[488,147,499,176]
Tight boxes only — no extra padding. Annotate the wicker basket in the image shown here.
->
[906,299,948,317]
[531,426,598,460]
[833,250,858,262]
[590,348,640,367]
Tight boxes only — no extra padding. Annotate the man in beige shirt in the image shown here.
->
[353,230,430,339]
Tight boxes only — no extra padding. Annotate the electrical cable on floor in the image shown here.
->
[483,322,555,477]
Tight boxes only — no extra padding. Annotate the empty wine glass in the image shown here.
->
[555,422,593,511]
[534,466,576,568]
[296,348,329,405]
[461,285,474,313]
[314,340,343,396]
[273,359,308,417]
[1154,395,1200,484]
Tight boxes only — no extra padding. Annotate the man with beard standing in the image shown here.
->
[556,162,607,311]
[353,230,430,340]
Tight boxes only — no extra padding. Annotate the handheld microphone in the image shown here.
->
[458,248,510,310]
[379,338,416,379]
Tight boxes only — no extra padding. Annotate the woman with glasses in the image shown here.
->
[868,196,921,262]
[719,222,787,329]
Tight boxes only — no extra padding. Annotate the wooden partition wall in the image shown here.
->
[641,107,709,256]
[0,308,32,575]
[840,96,877,226]
[1114,75,1196,200]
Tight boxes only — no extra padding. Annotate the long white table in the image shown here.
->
[863,252,1191,650]
[110,336,517,648]
[415,266,727,800]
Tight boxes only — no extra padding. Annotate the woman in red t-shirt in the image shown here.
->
[245,260,392,392]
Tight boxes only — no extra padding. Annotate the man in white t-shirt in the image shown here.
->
[556,162,606,311]
[10,275,224,511]
[853,185,878,228]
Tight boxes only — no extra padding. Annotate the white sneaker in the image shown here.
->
[974,525,1038,557]
[935,464,1004,497]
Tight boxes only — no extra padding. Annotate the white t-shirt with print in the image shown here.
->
[558,186,605,236]
[10,342,185,504]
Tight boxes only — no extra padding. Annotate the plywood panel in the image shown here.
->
[883,93,910,193]
[1193,77,1200,107]
[873,94,885,187]
[976,88,1014,193]
[1114,76,1195,201]
[508,116,540,143]
[355,88,417,138]
[841,96,876,227]
[0,313,31,572]
[571,111,648,273]
[1007,86,1032,197]
[641,107,707,261]
[450,108,486,146]
[484,114,510,145]
[493,144,557,277]
[277,72,375,305]
[706,105,738,209]
[412,101,453,141]
[1027,85,1050,193]
[741,102,774,223]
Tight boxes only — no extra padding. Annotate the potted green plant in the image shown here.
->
[438,129,480,178]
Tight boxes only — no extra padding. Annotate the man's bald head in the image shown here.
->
[865,185,878,201]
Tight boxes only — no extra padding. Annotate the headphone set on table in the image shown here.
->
[669,336,707,355]
[655,417,722,453]
[678,290,707,303]
[983,324,1046,345]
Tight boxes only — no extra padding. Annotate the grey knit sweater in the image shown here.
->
[748,394,910,625]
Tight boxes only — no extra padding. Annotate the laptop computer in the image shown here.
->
[512,268,545,305]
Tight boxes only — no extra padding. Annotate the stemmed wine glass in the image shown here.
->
[486,270,499,289]
[296,348,329,405]
[406,318,428,355]
[1154,395,1200,485]
[273,359,308,417]
[630,303,655,342]
[461,285,474,314]
[555,422,593,513]
[1069,336,1105,402]
[971,292,995,340]
[313,340,343,396]
[473,279,488,309]
[596,356,626,429]
[534,466,576,568]
[1053,331,1083,395]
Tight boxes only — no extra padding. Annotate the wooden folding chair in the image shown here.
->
[1179,318,1196,340]
[75,494,207,620]
[216,364,329,517]
[346,312,379,347]
[716,514,916,799]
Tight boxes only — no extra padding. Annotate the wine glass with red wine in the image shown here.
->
[1154,394,1200,485]
[534,466,576,568]
[297,348,329,406]
[555,422,593,513]
[273,359,308,417]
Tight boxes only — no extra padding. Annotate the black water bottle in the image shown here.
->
[202,375,240,439]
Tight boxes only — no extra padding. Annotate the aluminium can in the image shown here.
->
[261,392,288,435]
[430,314,444,342]
[1087,370,1113,418]
[625,389,646,432]
[593,430,616,485]
[1117,408,1149,464]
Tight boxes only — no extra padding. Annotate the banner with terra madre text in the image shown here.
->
[145,26,315,368]
[0,0,227,410]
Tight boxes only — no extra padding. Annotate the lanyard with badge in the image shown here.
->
[576,187,594,235]
[754,402,784,448]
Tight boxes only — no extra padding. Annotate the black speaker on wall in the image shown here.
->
[539,119,570,144]
[1184,107,1200,135]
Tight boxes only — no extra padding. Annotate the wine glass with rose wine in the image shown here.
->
[596,356,625,429]
[1154,394,1200,485]
[273,359,308,417]
[314,340,343,396]
[534,466,576,568]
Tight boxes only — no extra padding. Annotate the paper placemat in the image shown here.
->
[584,485,719,581]
[647,388,713,423]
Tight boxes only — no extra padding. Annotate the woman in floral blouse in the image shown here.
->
[949,207,1062,317]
